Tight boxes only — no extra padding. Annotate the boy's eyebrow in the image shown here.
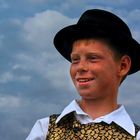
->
[71,51,103,56]
[70,54,79,59]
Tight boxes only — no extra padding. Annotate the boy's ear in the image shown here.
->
[118,55,131,77]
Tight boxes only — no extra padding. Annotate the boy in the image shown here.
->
[26,9,140,140]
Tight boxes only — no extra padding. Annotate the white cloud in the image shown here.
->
[0,72,13,83]
[0,71,31,84]
[128,9,140,22]
[0,95,22,108]
[16,51,70,89]
[18,75,31,82]
[124,9,140,42]
[22,10,76,49]
[17,10,78,88]
[12,64,27,70]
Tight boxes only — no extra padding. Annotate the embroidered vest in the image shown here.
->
[46,112,140,140]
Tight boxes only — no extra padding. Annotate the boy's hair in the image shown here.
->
[99,38,129,84]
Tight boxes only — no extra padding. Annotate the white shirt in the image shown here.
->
[26,100,140,140]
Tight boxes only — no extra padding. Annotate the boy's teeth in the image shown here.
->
[78,79,91,82]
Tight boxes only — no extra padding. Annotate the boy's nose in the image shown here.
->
[77,60,89,73]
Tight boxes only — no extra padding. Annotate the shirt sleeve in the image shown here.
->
[25,117,50,140]
[136,131,140,140]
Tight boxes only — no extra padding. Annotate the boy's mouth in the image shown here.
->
[77,78,95,82]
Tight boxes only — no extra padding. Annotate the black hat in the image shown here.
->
[53,9,140,74]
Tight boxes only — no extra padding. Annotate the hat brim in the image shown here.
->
[54,24,140,75]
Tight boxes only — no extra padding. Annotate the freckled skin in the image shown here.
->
[70,39,120,100]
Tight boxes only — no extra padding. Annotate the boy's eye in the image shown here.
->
[88,55,101,62]
[90,56,97,59]
[71,58,79,63]
[89,56,97,60]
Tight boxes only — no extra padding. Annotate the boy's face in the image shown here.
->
[70,39,123,101]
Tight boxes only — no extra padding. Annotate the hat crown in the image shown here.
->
[77,9,132,37]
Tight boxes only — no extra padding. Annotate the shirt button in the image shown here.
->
[73,127,81,133]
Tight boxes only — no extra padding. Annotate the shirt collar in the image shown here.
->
[56,100,84,123]
[56,100,135,136]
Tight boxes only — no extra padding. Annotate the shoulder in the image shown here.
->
[135,123,140,140]
[38,116,50,128]
[26,117,50,140]
[136,131,140,140]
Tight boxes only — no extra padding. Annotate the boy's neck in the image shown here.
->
[78,98,118,120]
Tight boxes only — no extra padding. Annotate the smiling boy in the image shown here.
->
[26,9,140,140]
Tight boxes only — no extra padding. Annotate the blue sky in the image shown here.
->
[0,0,140,139]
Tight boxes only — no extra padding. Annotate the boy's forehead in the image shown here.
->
[73,39,96,46]
[72,38,112,51]
[71,39,114,55]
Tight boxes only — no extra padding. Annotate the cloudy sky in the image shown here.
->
[0,0,140,139]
